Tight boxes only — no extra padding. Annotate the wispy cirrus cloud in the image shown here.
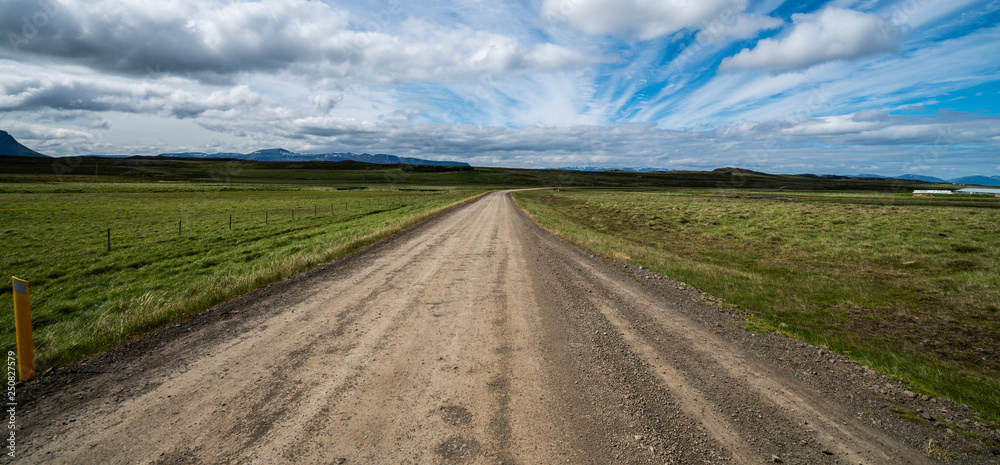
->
[696,13,784,43]
[541,0,743,39]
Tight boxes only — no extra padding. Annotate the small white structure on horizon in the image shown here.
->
[913,190,954,194]
[956,187,1000,195]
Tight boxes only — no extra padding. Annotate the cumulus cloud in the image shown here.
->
[0,0,593,84]
[259,110,1000,161]
[776,112,1000,146]
[309,94,343,114]
[0,77,264,118]
[779,114,886,137]
[10,108,999,177]
[0,120,96,143]
[541,0,744,40]
[258,112,1000,175]
[720,8,900,73]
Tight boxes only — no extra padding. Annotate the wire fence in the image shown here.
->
[0,191,452,289]
[99,195,417,252]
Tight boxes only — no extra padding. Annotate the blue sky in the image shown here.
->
[1,0,998,177]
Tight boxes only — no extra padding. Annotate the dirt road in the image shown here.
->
[18,192,999,464]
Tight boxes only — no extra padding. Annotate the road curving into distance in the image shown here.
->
[19,191,996,464]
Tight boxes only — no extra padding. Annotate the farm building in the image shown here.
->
[955,188,1000,195]
[913,190,954,194]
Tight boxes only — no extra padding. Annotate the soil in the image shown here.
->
[15,191,1000,464]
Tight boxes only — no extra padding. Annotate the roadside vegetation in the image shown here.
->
[513,189,1000,421]
[0,182,475,369]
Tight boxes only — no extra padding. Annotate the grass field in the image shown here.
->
[513,189,1000,422]
[0,182,476,369]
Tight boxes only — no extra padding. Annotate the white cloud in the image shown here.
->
[0,0,594,85]
[0,74,265,119]
[541,0,743,40]
[10,109,998,177]
[0,120,96,144]
[652,24,1000,130]
[774,112,1000,146]
[720,8,900,72]
[309,94,343,114]
[779,114,885,136]
[877,0,985,31]
[696,13,783,43]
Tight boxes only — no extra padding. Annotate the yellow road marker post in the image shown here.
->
[11,277,35,381]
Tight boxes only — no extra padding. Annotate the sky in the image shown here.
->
[1,0,999,177]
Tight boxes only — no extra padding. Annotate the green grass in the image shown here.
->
[513,189,1000,421]
[1,182,475,370]
[893,408,928,425]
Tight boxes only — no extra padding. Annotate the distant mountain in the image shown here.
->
[828,173,991,184]
[849,173,888,178]
[895,174,946,183]
[844,173,998,185]
[0,131,48,158]
[157,148,469,167]
[851,174,951,183]
[949,175,1000,186]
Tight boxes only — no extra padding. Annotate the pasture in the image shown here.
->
[0,182,475,368]
[513,189,1000,421]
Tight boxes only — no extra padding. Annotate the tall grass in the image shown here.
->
[514,189,1000,421]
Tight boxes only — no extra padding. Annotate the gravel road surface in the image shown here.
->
[17,191,1000,464]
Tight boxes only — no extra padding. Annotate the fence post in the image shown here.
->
[229,214,232,230]
[179,220,182,237]
[11,277,35,381]
[107,228,111,252]
[265,211,268,224]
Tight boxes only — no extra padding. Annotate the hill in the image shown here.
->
[0,131,48,158]
[949,175,1000,186]
[158,148,469,167]
[895,174,947,183]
